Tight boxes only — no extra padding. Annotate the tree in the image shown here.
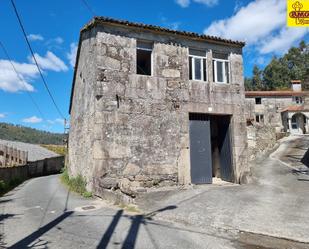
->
[245,40,309,91]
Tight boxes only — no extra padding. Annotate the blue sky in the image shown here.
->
[0,0,308,133]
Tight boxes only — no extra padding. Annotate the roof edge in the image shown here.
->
[80,16,246,47]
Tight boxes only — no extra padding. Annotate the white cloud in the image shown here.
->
[22,116,42,123]
[204,0,308,55]
[204,0,286,44]
[54,37,64,44]
[30,51,68,72]
[176,0,190,7]
[67,43,78,68]
[47,118,64,125]
[27,34,44,41]
[0,60,36,92]
[176,0,218,8]
[0,51,68,92]
[0,113,5,118]
[260,27,309,54]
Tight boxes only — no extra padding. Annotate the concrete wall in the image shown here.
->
[0,145,28,167]
[0,156,64,183]
[69,22,248,197]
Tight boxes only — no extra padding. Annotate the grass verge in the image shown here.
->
[60,168,92,198]
[0,178,24,197]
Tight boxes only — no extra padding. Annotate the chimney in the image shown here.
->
[291,80,302,92]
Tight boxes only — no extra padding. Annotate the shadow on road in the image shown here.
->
[301,146,309,168]
[9,211,73,249]
[97,205,177,249]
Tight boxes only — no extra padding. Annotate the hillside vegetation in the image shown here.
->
[0,122,65,145]
[245,41,309,91]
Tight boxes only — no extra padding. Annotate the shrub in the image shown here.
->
[61,168,92,198]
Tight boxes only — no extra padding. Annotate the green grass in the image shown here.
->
[60,168,92,198]
[0,178,24,196]
[40,144,67,156]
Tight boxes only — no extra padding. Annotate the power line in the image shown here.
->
[0,40,46,120]
[80,0,96,16]
[10,0,65,120]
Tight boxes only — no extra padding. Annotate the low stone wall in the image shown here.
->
[0,156,64,183]
[247,125,277,161]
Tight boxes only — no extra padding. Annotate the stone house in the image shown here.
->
[68,17,248,198]
[245,80,309,135]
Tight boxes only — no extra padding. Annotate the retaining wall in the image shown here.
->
[0,156,64,183]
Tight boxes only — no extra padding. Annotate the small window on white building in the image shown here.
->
[189,49,207,81]
[255,114,264,123]
[255,97,262,105]
[293,96,303,104]
[213,52,230,84]
[136,41,152,76]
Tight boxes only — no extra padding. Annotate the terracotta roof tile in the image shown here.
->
[81,16,245,47]
[281,105,309,112]
[245,91,304,97]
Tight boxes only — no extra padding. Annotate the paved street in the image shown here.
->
[0,175,256,249]
[1,135,309,248]
[137,135,309,247]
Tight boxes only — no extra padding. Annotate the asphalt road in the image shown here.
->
[0,174,256,249]
[1,135,309,249]
[137,135,309,248]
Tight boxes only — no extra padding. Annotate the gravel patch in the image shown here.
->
[0,139,59,162]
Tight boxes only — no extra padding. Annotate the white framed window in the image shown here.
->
[293,96,303,104]
[212,52,230,84]
[189,49,207,81]
[136,41,153,76]
[255,114,264,123]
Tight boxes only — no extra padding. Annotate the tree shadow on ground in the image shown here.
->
[97,205,177,249]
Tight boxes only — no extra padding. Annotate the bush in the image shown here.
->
[0,178,24,196]
[61,168,92,198]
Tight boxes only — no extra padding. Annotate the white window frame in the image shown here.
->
[189,54,207,82]
[213,58,230,84]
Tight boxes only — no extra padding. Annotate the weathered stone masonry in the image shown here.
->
[69,17,248,197]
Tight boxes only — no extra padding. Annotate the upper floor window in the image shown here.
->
[255,114,264,123]
[255,97,262,105]
[136,41,152,76]
[293,96,303,104]
[212,52,230,84]
[189,49,207,81]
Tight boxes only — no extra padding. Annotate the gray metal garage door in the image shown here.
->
[189,113,212,184]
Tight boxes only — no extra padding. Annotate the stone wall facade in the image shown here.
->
[69,19,248,197]
[245,96,295,131]
[247,125,277,161]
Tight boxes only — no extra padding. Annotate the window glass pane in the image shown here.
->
[216,61,223,82]
[225,61,229,83]
[189,57,193,80]
[203,58,207,81]
[137,49,152,75]
[194,58,202,80]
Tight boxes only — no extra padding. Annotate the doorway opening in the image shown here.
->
[189,113,233,184]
